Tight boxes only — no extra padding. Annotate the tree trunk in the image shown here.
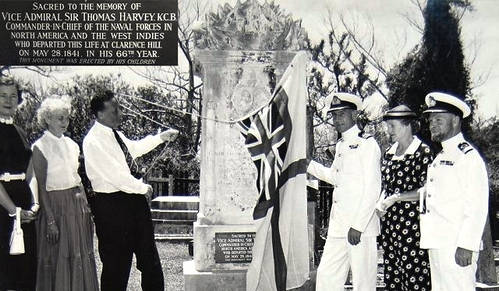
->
[477,215,498,284]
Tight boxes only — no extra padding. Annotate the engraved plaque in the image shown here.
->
[214,232,256,263]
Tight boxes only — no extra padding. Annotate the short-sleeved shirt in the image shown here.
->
[33,131,81,191]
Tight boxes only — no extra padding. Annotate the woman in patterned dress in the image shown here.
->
[0,75,38,291]
[32,96,99,291]
[376,105,434,291]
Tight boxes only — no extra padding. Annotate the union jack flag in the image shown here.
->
[239,87,293,220]
[240,52,309,291]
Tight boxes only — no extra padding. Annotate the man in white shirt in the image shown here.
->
[420,92,488,291]
[307,93,381,291]
[83,90,178,291]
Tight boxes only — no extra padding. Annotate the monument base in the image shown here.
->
[476,283,499,291]
[183,260,316,291]
[193,221,257,271]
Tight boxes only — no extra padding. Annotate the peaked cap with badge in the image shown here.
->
[322,92,363,118]
[422,92,471,118]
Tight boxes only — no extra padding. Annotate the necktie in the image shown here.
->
[112,129,142,179]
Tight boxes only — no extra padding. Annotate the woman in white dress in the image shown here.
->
[32,96,98,291]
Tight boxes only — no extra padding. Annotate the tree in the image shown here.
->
[386,0,497,283]
[402,0,473,33]
[129,0,206,157]
[0,65,61,79]
[122,85,200,179]
[307,27,385,163]
[12,73,199,193]
[470,117,499,193]
[386,0,472,145]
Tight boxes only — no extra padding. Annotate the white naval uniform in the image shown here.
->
[308,125,381,291]
[420,133,489,291]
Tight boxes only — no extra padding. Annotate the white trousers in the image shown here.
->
[316,236,377,291]
[428,248,478,291]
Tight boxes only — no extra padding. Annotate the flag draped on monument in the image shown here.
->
[239,52,309,291]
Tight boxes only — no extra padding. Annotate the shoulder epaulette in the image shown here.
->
[458,142,474,154]
[358,131,373,139]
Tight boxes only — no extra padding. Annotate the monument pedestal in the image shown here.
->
[183,48,298,289]
[192,221,256,271]
[184,261,317,291]
[184,1,309,290]
[189,48,297,267]
[184,200,317,291]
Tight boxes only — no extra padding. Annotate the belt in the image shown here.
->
[0,172,26,182]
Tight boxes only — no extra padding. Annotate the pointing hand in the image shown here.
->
[160,129,179,142]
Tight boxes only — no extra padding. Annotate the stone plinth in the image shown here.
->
[192,50,297,272]
[185,0,309,286]
[184,261,317,291]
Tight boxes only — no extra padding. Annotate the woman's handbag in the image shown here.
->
[9,207,25,255]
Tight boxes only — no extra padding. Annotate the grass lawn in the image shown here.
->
[93,236,192,291]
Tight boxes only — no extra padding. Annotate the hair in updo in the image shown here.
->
[0,75,23,104]
[36,95,72,129]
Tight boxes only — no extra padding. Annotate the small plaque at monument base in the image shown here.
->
[214,232,255,264]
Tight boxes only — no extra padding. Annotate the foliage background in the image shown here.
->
[2,0,498,213]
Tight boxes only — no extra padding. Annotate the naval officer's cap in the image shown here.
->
[422,92,471,118]
[323,92,363,115]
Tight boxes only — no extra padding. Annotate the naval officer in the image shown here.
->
[308,92,381,291]
[420,92,489,291]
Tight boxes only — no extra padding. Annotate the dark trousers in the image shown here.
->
[90,192,164,291]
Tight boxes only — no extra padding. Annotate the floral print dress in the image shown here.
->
[380,137,434,291]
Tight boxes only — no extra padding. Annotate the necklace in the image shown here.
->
[0,117,13,124]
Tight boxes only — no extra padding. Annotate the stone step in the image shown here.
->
[150,196,198,241]
[151,195,199,211]
[152,218,196,225]
[476,283,499,291]
[153,219,193,235]
[151,209,198,220]
[155,233,193,242]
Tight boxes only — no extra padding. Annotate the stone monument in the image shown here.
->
[183,1,308,290]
